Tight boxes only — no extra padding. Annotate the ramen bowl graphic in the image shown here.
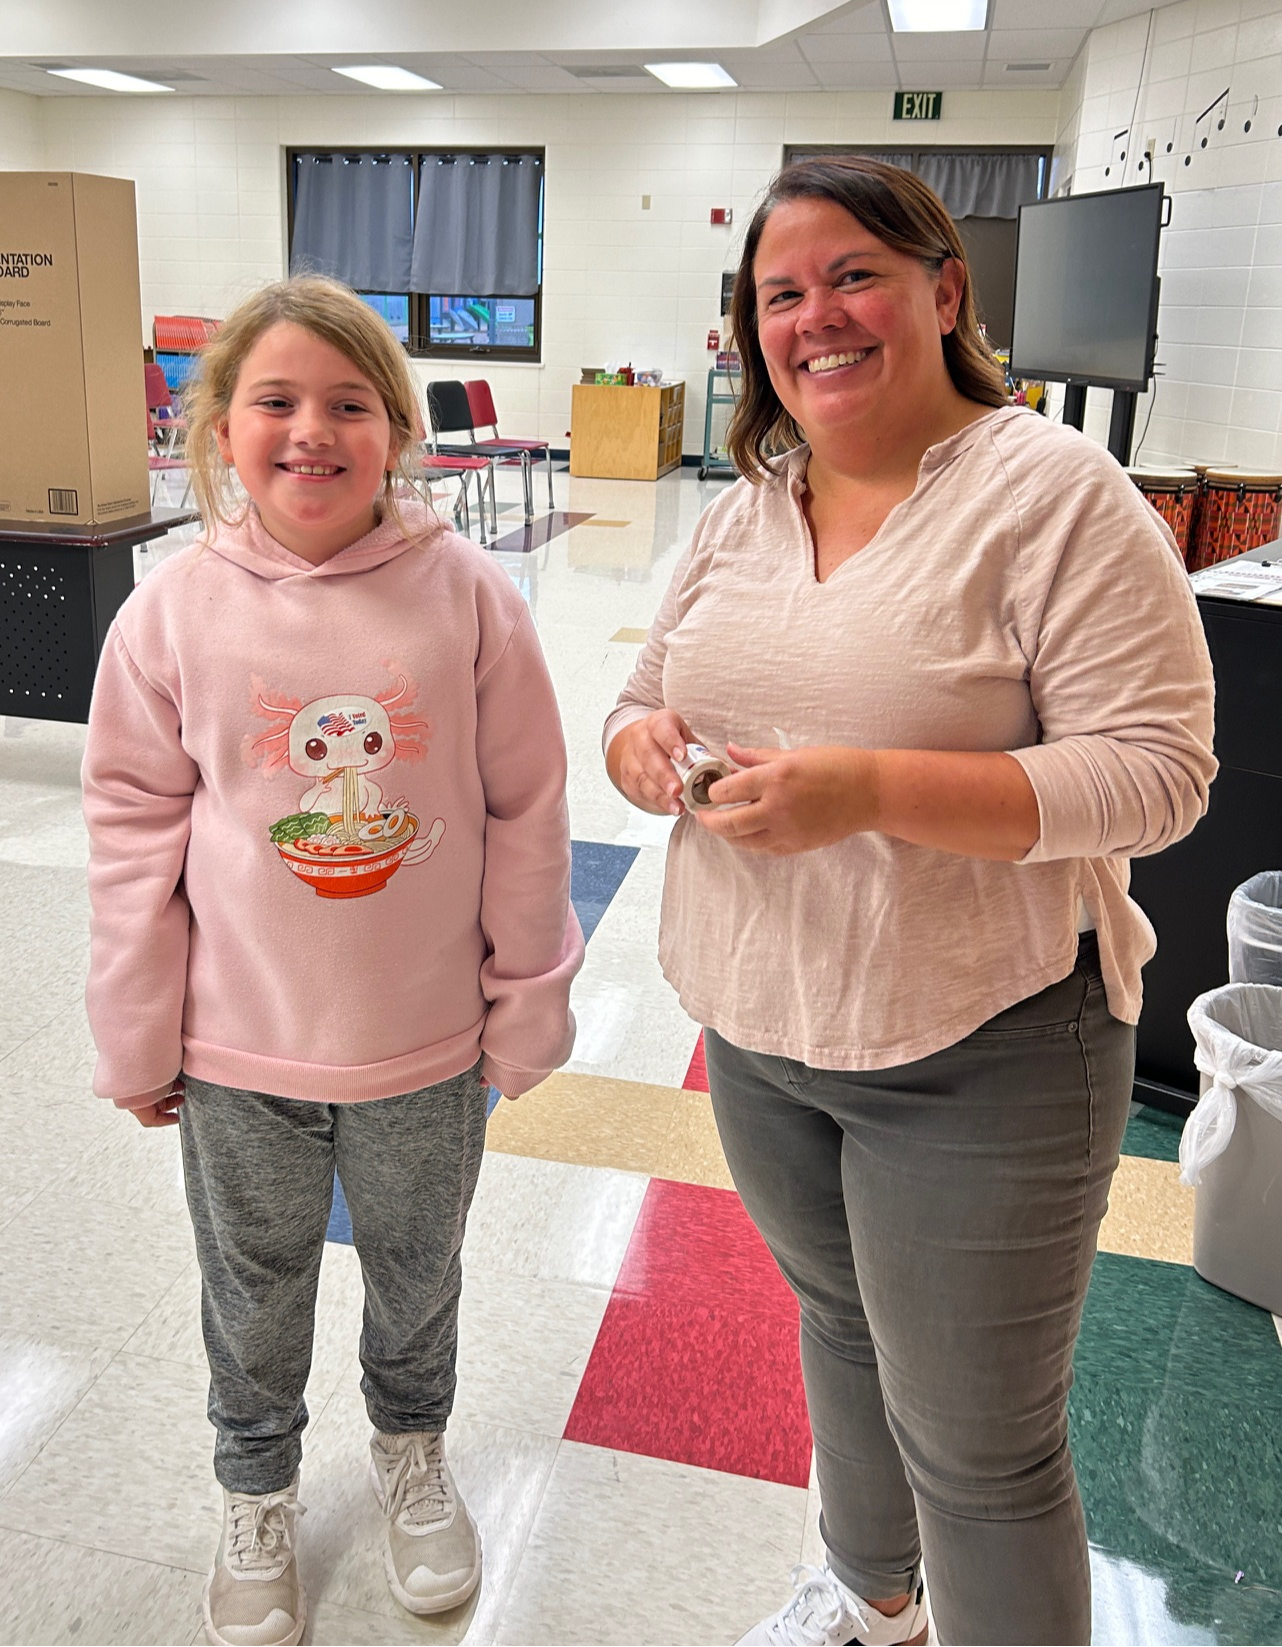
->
[273,811,420,899]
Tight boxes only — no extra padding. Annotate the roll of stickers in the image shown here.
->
[672,742,733,811]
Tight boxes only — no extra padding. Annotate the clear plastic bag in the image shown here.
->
[1227,870,1282,985]
[1181,982,1282,1186]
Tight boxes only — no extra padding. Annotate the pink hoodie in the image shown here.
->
[83,502,583,1107]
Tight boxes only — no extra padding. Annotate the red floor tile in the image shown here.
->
[564,1179,812,1488]
[683,1030,709,1092]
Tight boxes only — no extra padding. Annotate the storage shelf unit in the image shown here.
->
[569,382,685,481]
[699,366,742,480]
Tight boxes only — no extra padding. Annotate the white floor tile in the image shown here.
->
[451,1271,611,1439]
[0,998,98,1090]
[299,1394,558,1643]
[0,1335,115,1494]
[0,1352,224,1573]
[0,1076,115,1224]
[565,845,700,1088]
[0,1190,194,1354]
[0,1526,204,1647]
[463,1152,647,1289]
[493,1442,809,1646]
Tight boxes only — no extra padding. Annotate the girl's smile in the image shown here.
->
[215,320,399,565]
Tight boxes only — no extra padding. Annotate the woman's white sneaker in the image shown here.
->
[737,1563,926,1646]
[369,1429,482,1614]
[203,1478,305,1647]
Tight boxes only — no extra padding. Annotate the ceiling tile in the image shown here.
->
[886,59,993,87]
[891,31,988,62]
[989,0,1103,25]
[811,61,903,88]
[797,29,894,62]
[987,29,1089,56]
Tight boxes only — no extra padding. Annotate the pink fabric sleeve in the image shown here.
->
[602,526,710,755]
[474,606,584,1096]
[1009,461,1217,864]
[82,628,199,1104]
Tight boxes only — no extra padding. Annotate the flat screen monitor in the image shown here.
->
[1009,183,1163,392]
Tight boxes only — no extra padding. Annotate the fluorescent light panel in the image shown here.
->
[888,0,988,30]
[47,67,173,92]
[644,62,737,88]
[332,65,441,91]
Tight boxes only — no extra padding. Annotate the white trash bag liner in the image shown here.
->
[1228,870,1282,985]
[1181,982,1282,1186]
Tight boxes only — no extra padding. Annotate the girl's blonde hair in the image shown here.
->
[184,276,428,532]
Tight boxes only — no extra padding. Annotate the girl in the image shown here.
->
[83,277,583,1647]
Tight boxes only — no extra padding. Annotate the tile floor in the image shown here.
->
[1,464,1280,1645]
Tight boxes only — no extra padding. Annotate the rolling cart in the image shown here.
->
[698,366,742,481]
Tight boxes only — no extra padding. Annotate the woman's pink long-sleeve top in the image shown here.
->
[604,407,1216,1069]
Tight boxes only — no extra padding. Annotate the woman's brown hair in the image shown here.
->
[726,156,1008,478]
[183,275,430,533]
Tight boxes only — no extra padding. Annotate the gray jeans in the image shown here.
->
[177,1064,488,1495]
[704,935,1134,1647]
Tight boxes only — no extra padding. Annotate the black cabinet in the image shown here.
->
[0,510,196,723]
[1130,555,1282,1112]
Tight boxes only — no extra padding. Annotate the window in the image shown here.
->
[287,149,543,362]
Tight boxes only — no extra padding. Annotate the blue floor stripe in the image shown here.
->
[325,837,640,1244]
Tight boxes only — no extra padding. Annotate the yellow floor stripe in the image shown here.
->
[491,1075,1197,1266]
[487,1071,733,1189]
[1097,1153,1194,1265]
[609,627,649,644]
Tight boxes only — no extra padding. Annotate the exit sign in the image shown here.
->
[894,91,943,120]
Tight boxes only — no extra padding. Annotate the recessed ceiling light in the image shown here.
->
[888,0,988,30]
[644,62,737,89]
[47,67,173,92]
[331,65,442,91]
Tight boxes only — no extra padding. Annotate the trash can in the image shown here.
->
[1182,983,1282,1314]
[1227,870,1282,985]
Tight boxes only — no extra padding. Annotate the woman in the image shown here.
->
[603,158,1215,1647]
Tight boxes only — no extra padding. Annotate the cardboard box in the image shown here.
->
[0,172,149,526]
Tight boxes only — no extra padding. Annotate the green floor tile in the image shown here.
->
[1073,1251,1282,1643]
[1122,1103,1187,1163]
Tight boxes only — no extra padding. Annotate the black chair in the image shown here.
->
[426,380,539,525]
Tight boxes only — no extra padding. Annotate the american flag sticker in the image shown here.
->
[316,707,369,738]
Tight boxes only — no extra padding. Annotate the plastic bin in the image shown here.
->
[1181,983,1282,1313]
[1228,870,1282,985]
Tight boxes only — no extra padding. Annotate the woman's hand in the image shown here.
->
[127,1078,185,1127]
[606,709,697,818]
[697,743,877,854]
[700,743,1040,862]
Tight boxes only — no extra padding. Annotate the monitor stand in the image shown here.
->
[1059,380,1137,467]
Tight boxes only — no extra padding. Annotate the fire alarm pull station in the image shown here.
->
[710,207,732,226]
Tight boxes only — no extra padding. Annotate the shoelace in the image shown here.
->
[768,1564,874,1646]
[225,1488,300,1576]
[378,1435,452,1530]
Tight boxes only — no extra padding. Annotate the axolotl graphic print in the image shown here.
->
[244,663,447,900]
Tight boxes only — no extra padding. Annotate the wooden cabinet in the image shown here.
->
[569,382,685,481]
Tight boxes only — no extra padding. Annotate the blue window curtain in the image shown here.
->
[289,153,414,291]
[411,154,542,297]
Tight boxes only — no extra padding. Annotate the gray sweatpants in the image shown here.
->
[704,935,1134,1647]
[177,1064,488,1495]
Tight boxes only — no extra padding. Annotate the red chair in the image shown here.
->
[144,361,186,453]
[419,452,497,546]
[147,411,193,507]
[464,379,555,515]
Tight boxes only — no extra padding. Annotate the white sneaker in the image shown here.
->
[737,1563,926,1646]
[203,1478,305,1647]
[369,1429,482,1614]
